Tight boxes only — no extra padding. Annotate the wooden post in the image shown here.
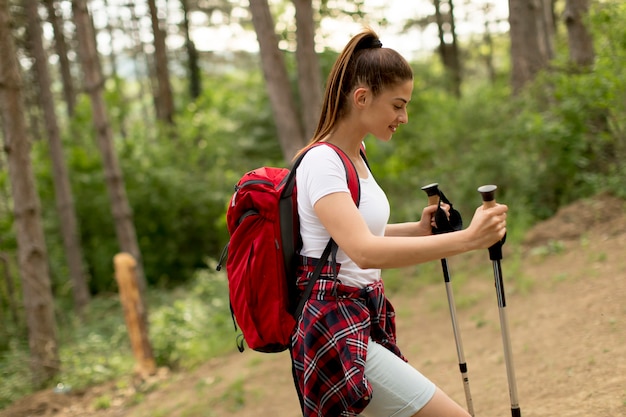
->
[113,252,156,377]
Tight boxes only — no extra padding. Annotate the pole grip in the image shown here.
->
[421,182,440,206]
[477,185,503,260]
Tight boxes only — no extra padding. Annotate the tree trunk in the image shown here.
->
[293,0,322,138]
[433,0,462,97]
[125,2,155,132]
[147,0,175,124]
[25,0,91,314]
[43,0,76,117]
[508,0,553,93]
[482,17,496,84]
[249,0,306,162]
[563,0,595,67]
[71,0,147,292]
[0,0,60,387]
[180,0,201,99]
[101,0,128,139]
[539,0,556,60]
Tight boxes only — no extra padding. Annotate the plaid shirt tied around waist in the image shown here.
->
[291,255,406,417]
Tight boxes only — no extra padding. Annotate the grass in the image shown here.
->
[0,266,236,410]
[222,378,247,412]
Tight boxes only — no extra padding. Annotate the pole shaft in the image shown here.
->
[441,258,475,416]
[493,260,520,413]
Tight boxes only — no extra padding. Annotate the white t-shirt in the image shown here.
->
[296,145,390,288]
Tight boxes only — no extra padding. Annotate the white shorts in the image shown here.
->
[359,339,437,417]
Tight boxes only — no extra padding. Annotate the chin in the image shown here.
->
[371,133,393,142]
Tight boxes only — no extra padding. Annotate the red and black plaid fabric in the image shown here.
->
[291,256,405,417]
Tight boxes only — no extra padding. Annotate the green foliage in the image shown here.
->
[149,269,233,369]
[0,267,234,409]
[0,339,32,410]
[0,152,14,252]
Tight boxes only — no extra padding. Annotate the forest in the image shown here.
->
[0,0,625,411]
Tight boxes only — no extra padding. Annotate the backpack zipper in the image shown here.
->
[231,179,274,207]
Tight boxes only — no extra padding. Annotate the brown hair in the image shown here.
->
[295,28,413,158]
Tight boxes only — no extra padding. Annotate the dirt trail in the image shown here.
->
[2,195,625,417]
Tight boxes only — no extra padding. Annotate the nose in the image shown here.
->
[399,109,408,124]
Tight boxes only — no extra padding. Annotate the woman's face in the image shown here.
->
[360,79,413,142]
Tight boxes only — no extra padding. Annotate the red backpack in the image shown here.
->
[217,142,363,353]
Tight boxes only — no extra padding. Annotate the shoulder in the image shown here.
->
[302,144,343,161]
[298,144,345,172]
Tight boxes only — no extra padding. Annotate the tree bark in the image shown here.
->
[125,2,155,131]
[482,16,496,84]
[180,0,201,99]
[25,0,91,314]
[147,0,175,124]
[71,0,147,292]
[508,0,554,93]
[293,0,322,138]
[249,0,306,162]
[539,0,556,61]
[42,0,76,117]
[563,0,595,67]
[433,0,462,97]
[0,0,60,387]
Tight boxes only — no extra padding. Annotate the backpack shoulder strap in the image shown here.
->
[360,142,370,171]
[284,142,363,206]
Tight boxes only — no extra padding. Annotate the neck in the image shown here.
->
[323,124,366,159]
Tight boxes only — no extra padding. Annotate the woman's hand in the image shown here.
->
[415,202,451,236]
[465,203,508,250]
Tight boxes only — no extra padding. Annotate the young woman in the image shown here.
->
[290,29,508,417]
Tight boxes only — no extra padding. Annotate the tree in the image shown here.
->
[249,0,307,161]
[43,0,76,117]
[481,3,497,84]
[147,0,175,124]
[563,0,595,68]
[124,1,155,129]
[433,0,461,97]
[180,0,201,99]
[0,0,60,387]
[25,0,91,314]
[293,0,322,138]
[508,0,555,93]
[71,0,147,292]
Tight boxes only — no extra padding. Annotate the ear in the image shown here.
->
[353,87,369,108]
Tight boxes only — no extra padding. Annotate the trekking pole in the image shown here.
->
[477,185,521,417]
[421,183,474,416]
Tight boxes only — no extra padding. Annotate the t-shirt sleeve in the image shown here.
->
[297,145,350,207]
